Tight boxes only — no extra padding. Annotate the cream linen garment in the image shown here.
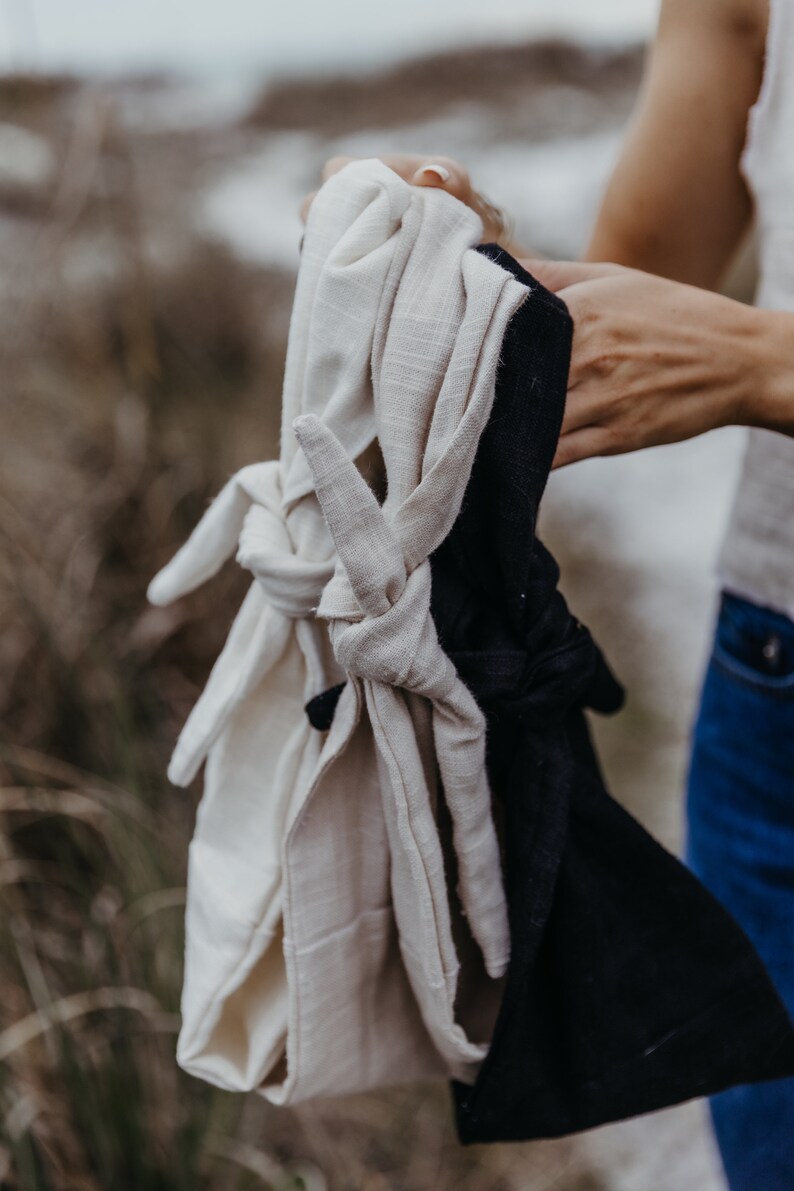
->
[149,159,528,1102]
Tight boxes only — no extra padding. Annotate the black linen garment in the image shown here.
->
[305,245,794,1143]
[431,244,794,1142]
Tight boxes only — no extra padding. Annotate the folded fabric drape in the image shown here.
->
[149,160,527,1101]
[307,243,794,1139]
[431,246,794,1142]
[264,198,530,1104]
[293,412,508,982]
[153,156,794,1131]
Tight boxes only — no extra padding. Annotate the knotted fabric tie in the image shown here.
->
[293,413,510,981]
[148,462,334,784]
[147,161,529,1102]
[449,582,625,732]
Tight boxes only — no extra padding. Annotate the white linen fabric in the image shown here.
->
[149,158,529,1102]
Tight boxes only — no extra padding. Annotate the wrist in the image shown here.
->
[740,307,794,434]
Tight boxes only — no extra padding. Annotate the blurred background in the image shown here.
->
[0,1,753,1186]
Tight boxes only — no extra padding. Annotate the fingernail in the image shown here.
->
[414,163,451,184]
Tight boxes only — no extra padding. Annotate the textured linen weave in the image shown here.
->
[149,160,526,1101]
[434,247,794,1143]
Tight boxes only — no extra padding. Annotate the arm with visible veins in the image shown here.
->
[524,0,794,468]
[516,259,794,468]
[301,2,793,467]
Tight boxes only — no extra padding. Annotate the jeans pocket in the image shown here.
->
[712,593,794,697]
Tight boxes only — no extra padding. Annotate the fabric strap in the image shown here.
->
[149,160,527,1099]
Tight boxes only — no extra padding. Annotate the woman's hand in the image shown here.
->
[300,154,514,248]
[524,260,794,468]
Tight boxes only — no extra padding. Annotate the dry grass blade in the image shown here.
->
[0,51,680,1191]
[0,744,124,791]
[0,859,63,887]
[4,1094,39,1142]
[207,1135,327,1190]
[0,787,107,819]
[0,783,157,830]
[0,986,179,1062]
[121,886,186,938]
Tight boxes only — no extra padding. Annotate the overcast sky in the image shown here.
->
[1,0,660,76]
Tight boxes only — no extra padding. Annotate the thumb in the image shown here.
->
[519,259,623,293]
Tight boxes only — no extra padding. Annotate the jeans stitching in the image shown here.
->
[713,594,794,696]
[712,647,794,698]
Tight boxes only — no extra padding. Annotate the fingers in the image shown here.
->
[552,427,614,469]
[303,153,511,246]
[299,189,318,225]
[559,388,600,436]
[521,259,624,293]
[408,156,471,202]
[324,152,470,193]
[321,154,355,182]
[405,157,508,242]
[554,371,622,464]
[301,154,473,224]
[321,153,470,196]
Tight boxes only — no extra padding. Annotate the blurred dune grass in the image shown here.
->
[0,44,706,1190]
[0,79,285,1184]
[0,63,571,1191]
[245,40,642,137]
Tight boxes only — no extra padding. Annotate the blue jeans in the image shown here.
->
[686,591,794,1190]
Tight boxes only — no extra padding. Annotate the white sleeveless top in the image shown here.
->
[717,0,794,618]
